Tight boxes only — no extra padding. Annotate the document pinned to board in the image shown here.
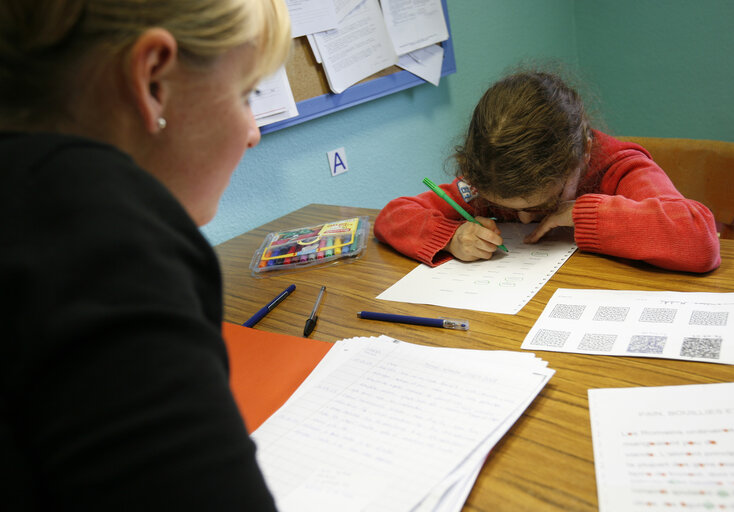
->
[397,44,445,86]
[314,0,398,94]
[589,383,734,512]
[377,223,578,315]
[250,66,299,128]
[381,0,448,56]
[522,289,734,364]
[251,335,553,512]
[286,0,337,38]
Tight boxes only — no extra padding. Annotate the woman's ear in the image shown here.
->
[127,28,178,134]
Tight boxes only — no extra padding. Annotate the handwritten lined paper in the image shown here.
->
[252,336,553,511]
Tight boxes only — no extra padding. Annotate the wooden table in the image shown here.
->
[214,204,734,512]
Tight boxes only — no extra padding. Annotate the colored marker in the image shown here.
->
[243,284,295,328]
[266,247,281,266]
[259,248,271,268]
[357,311,469,330]
[422,177,508,252]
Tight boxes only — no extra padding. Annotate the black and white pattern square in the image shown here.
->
[530,329,570,347]
[689,311,729,326]
[550,304,586,320]
[639,307,677,323]
[680,336,723,359]
[578,333,617,352]
[593,306,630,322]
[627,335,667,354]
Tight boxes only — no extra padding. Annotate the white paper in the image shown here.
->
[314,0,398,94]
[249,66,299,127]
[306,33,322,63]
[252,336,553,512]
[381,0,448,55]
[286,0,338,37]
[377,223,577,315]
[522,289,734,364]
[589,383,734,512]
[397,44,444,86]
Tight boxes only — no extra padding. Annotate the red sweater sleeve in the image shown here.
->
[573,132,721,273]
[374,179,470,266]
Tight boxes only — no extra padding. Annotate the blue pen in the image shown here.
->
[243,284,296,327]
[357,311,469,330]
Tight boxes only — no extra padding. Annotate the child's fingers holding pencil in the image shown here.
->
[447,221,503,262]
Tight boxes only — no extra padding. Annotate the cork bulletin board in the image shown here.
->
[261,0,456,135]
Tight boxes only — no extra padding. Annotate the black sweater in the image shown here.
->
[1,133,276,510]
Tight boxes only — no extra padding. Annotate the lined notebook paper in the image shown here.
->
[250,335,554,512]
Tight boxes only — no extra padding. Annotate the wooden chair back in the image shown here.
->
[618,136,734,239]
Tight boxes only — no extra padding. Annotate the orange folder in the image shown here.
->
[221,322,332,433]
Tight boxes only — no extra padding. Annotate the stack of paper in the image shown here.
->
[251,335,554,511]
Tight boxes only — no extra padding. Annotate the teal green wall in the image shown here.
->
[575,0,734,141]
[202,0,732,246]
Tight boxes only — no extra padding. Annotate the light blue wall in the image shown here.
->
[575,0,734,141]
[203,0,732,246]
[202,1,577,245]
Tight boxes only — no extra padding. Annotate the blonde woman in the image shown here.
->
[1,0,290,508]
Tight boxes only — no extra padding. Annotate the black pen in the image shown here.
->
[303,286,325,337]
[243,284,295,328]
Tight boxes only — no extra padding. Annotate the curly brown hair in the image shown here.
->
[454,71,591,199]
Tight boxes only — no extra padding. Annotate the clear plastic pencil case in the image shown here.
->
[249,216,370,276]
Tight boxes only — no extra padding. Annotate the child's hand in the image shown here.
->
[447,217,504,261]
[524,201,575,243]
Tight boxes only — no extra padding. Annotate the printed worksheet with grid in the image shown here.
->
[522,289,734,365]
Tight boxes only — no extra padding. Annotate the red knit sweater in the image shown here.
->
[374,131,720,273]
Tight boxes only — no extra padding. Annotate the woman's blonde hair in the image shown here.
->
[0,0,291,124]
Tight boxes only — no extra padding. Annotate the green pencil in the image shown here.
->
[423,177,509,252]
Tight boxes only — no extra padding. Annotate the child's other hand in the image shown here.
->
[447,217,504,261]
[524,201,575,243]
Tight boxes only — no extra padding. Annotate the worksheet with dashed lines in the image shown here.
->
[377,223,577,315]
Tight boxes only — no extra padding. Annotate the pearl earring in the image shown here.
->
[156,117,167,130]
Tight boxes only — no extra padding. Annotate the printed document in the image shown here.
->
[250,66,299,127]
[314,0,398,93]
[522,289,734,364]
[285,0,338,37]
[381,0,448,55]
[589,383,734,511]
